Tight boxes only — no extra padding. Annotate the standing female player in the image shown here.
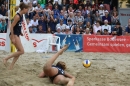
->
[38,45,75,86]
[3,3,29,70]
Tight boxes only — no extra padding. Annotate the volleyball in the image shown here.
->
[82,60,91,68]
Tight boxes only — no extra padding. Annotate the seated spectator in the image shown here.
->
[59,10,67,24]
[75,10,84,25]
[53,0,61,10]
[74,26,82,34]
[84,12,92,25]
[125,23,130,36]
[30,16,38,33]
[101,20,111,34]
[98,4,105,17]
[96,30,101,35]
[29,26,33,33]
[32,0,37,7]
[103,29,109,35]
[47,26,53,34]
[111,11,119,28]
[48,2,53,10]
[110,6,118,16]
[68,6,74,14]
[102,10,111,24]
[112,22,122,36]
[61,0,68,9]
[62,6,68,16]
[64,26,71,34]
[84,21,93,34]
[67,19,73,30]
[26,18,32,28]
[83,28,91,35]
[43,4,51,16]
[56,19,67,32]
[93,21,102,34]
[93,11,102,24]
[54,27,63,34]
[67,12,75,24]
[0,4,7,16]
[77,19,84,32]
[35,4,43,16]
[36,25,45,33]
[0,18,7,33]
[53,5,60,19]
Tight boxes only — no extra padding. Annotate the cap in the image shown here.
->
[66,26,70,29]
[104,20,108,22]
[104,10,108,13]
[57,27,61,30]
[99,4,104,7]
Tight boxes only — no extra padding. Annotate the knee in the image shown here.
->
[19,50,24,55]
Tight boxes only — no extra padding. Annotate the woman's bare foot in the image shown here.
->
[8,65,14,70]
[3,58,8,67]
[58,44,69,55]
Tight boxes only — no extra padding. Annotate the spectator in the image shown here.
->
[112,22,122,36]
[85,0,92,7]
[48,2,53,10]
[110,6,118,16]
[64,26,71,34]
[74,26,82,34]
[96,30,101,35]
[56,19,67,32]
[93,21,102,34]
[47,26,53,34]
[101,20,111,34]
[103,0,111,12]
[0,18,7,33]
[102,10,111,24]
[61,0,68,9]
[38,15,47,32]
[29,26,33,33]
[35,3,43,16]
[111,11,119,28]
[36,25,45,33]
[28,2,35,19]
[98,4,105,17]
[84,28,91,35]
[93,11,102,24]
[84,12,92,25]
[67,19,73,30]
[53,0,61,10]
[53,5,60,19]
[0,4,7,16]
[84,21,93,34]
[59,10,67,24]
[26,18,32,28]
[67,12,75,24]
[75,10,84,25]
[30,16,38,33]
[32,0,37,7]
[103,29,109,35]
[54,27,63,34]
[62,6,68,16]
[125,23,130,36]
[47,11,57,33]
[68,6,74,14]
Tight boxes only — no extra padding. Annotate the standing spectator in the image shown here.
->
[38,15,47,32]
[47,11,57,33]
[93,21,102,34]
[102,10,111,24]
[101,20,111,34]
[0,4,7,16]
[112,22,122,36]
[53,5,60,19]
[30,16,38,33]
[59,10,67,24]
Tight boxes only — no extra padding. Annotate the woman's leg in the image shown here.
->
[3,35,24,69]
[44,45,68,71]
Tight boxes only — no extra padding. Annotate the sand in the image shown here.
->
[0,51,130,86]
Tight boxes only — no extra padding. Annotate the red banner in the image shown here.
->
[83,35,130,53]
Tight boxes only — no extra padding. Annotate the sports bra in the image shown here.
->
[49,65,65,82]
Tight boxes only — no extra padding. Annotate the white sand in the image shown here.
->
[0,51,130,86]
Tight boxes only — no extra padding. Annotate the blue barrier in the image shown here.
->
[55,34,83,52]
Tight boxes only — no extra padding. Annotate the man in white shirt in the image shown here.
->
[56,19,67,32]
[54,27,63,34]
[101,20,111,34]
[30,16,38,33]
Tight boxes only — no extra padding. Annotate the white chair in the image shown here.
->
[47,36,61,53]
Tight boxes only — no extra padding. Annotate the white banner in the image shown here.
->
[31,34,53,52]
[21,14,35,52]
[0,33,6,50]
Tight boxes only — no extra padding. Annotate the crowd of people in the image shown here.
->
[0,0,130,36]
